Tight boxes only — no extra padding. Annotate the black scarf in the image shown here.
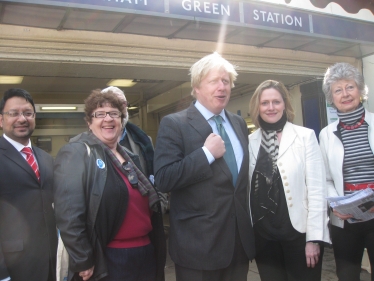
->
[252,112,287,224]
[122,122,154,177]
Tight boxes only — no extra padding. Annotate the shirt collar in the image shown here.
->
[3,134,32,152]
[194,100,227,122]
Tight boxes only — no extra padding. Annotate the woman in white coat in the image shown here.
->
[319,62,374,281]
[249,80,330,281]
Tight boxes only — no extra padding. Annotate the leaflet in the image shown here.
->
[327,188,374,223]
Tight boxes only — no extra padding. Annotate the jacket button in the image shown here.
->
[283,176,287,180]
[281,170,285,173]
[288,197,292,200]
[284,182,289,186]
[286,190,290,193]
[278,162,282,166]
[289,204,293,207]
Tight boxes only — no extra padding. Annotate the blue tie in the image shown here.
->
[212,115,238,186]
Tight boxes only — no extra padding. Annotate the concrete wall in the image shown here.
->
[363,55,374,112]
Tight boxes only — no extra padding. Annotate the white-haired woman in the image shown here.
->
[319,62,374,281]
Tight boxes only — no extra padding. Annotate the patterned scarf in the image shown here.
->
[88,132,160,211]
[252,112,287,223]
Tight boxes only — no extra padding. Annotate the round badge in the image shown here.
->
[96,159,106,169]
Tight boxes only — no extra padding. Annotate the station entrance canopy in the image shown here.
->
[1,0,374,58]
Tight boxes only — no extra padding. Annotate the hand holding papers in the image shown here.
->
[327,188,374,223]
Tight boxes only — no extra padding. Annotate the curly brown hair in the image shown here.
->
[84,89,125,124]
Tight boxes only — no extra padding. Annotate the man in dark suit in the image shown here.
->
[154,52,255,281]
[0,89,57,281]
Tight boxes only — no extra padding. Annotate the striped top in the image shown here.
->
[338,104,374,195]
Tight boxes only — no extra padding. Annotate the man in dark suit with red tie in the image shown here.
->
[0,88,57,281]
[154,53,255,281]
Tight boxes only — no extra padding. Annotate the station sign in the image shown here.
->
[169,0,241,22]
[243,2,310,33]
[48,0,164,12]
[29,0,374,43]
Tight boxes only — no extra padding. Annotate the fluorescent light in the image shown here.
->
[0,76,23,84]
[107,79,137,87]
[128,106,138,110]
[36,104,84,113]
[247,124,256,128]
[41,106,77,111]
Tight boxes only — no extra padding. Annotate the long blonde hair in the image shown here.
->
[249,80,294,128]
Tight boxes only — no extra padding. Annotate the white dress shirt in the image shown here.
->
[3,134,38,167]
[194,100,243,171]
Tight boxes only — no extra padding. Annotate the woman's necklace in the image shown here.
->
[339,112,365,130]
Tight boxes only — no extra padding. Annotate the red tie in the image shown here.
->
[21,147,40,181]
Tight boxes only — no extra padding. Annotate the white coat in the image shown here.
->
[249,122,330,243]
[319,109,374,228]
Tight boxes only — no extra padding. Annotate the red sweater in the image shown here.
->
[107,166,152,248]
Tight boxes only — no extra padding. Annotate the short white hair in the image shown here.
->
[101,86,129,127]
[101,86,127,101]
[323,63,368,107]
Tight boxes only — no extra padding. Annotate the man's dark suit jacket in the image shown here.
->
[154,102,255,270]
[0,137,57,281]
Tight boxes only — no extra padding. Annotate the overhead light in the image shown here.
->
[247,124,256,129]
[107,79,137,87]
[40,106,77,111]
[0,76,23,84]
[128,106,138,110]
[36,104,84,113]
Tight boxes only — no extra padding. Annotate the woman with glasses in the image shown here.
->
[54,89,166,281]
[319,63,374,281]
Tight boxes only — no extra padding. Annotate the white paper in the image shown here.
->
[327,188,374,223]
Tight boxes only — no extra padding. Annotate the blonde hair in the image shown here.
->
[249,80,294,128]
[190,52,238,97]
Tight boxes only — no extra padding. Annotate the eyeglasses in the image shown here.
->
[122,161,138,188]
[1,111,35,118]
[91,111,122,118]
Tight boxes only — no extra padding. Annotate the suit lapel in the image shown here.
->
[0,137,39,183]
[187,103,214,141]
[33,146,45,185]
[278,122,296,159]
[249,129,261,161]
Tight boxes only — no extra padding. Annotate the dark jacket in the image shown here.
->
[154,103,255,270]
[0,137,57,281]
[54,132,166,281]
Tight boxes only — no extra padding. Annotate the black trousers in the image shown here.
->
[330,219,374,281]
[175,227,249,281]
[254,231,324,281]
